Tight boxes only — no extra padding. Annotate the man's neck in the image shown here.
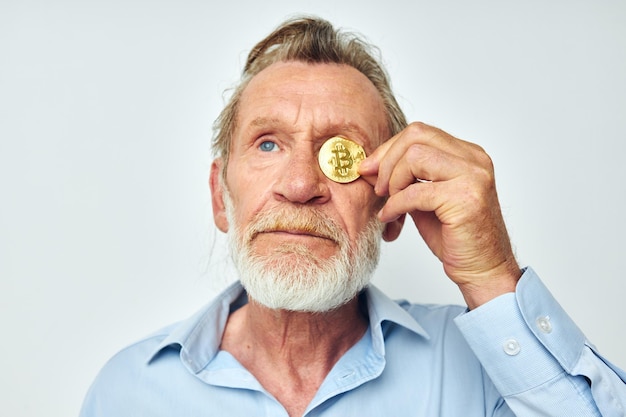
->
[220,295,369,417]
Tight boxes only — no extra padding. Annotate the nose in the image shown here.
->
[272,149,330,204]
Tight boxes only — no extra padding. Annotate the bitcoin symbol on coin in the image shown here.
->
[318,136,366,183]
[330,142,353,177]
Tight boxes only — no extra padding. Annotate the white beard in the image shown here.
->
[223,188,383,312]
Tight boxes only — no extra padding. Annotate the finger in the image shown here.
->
[386,144,470,195]
[374,123,464,195]
[359,172,378,188]
[358,139,393,193]
[364,122,483,196]
[378,181,444,223]
[358,132,398,176]
[373,129,416,195]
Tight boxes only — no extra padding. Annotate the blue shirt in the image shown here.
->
[80,267,626,416]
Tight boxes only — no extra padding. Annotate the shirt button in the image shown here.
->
[536,316,553,334]
[503,338,521,356]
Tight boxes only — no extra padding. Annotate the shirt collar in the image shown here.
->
[147,281,245,372]
[147,282,429,372]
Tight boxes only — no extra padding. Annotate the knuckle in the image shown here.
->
[469,142,494,169]
[406,121,428,137]
[405,143,423,161]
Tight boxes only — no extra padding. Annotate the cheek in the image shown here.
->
[228,154,281,192]
[336,183,381,233]
[225,170,275,224]
[352,182,381,212]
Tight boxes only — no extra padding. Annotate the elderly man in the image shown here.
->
[81,16,626,416]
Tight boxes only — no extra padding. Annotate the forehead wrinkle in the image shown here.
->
[239,93,384,149]
[241,91,307,133]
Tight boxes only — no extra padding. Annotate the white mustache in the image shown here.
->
[244,207,346,247]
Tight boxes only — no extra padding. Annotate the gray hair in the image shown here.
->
[211,16,407,167]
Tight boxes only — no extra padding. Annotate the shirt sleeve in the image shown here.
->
[454,267,626,417]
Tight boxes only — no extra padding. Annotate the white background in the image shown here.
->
[1,0,625,415]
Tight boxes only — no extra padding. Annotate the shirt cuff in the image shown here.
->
[454,266,587,396]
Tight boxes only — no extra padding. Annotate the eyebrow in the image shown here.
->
[249,117,282,128]
[333,123,368,138]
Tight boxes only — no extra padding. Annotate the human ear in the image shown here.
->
[209,159,229,233]
[382,213,406,242]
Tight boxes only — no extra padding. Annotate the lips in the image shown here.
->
[252,227,335,243]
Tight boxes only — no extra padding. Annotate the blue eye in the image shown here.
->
[259,140,279,152]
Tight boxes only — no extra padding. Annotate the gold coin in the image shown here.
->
[318,136,366,183]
